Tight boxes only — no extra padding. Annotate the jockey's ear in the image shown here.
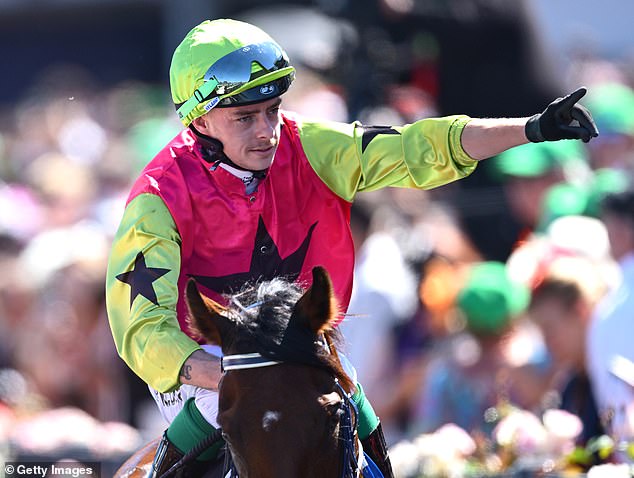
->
[185,279,233,346]
[292,266,338,334]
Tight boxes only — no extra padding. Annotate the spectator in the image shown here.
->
[491,140,589,238]
[340,200,420,440]
[410,261,532,436]
[529,255,608,446]
[583,82,634,171]
[536,165,629,233]
[587,189,634,452]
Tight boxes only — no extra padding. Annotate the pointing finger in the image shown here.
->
[560,87,588,109]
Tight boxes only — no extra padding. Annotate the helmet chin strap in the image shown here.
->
[190,125,267,178]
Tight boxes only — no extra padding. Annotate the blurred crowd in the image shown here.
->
[341,65,634,472]
[0,72,180,463]
[0,1,633,474]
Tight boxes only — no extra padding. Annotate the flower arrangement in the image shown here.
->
[390,407,634,478]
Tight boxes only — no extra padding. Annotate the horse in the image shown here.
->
[114,266,364,478]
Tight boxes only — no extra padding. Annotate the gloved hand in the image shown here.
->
[525,87,599,143]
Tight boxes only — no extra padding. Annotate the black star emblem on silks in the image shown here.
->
[191,216,317,295]
[360,125,401,153]
[116,252,170,308]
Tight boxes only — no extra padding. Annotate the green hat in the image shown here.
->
[585,167,630,217]
[170,19,295,126]
[537,182,590,232]
[492,141,587,178]
[584,83,634,136]
[457,262,529,335]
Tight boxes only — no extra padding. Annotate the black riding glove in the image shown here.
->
[525,87,599,143]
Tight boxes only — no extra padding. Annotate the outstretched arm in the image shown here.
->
[461,117,529,161]
[461,87,599,161]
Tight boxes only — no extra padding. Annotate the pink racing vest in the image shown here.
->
[127,113,355,337]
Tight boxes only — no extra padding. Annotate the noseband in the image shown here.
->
[221,352,362,478]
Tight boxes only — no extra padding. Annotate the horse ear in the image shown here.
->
[293,266,338,333]
[185,279,233,346]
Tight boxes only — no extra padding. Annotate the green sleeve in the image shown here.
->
[296,115,476,202]
[105,193,201,392]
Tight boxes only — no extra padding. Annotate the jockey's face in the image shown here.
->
[193,97,282,171]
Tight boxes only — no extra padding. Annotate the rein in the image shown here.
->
[157,428,225,478]
[221,351,362,478]
[334,378,362,478]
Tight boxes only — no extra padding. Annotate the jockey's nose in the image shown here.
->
[255,112,277,141]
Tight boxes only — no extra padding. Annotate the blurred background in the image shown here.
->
[1,0,633,476]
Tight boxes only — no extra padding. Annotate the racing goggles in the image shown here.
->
[176,41,295,121]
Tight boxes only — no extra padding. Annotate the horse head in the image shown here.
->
[185,266,358,478]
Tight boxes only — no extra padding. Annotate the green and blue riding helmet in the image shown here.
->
[170,19,296,127]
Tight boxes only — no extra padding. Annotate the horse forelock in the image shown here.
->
[223,278,301,346]
[221,277,355,393]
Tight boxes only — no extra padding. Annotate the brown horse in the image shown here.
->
[187,266,360,477]
[115,266,361,477]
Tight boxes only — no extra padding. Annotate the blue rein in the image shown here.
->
[334,378,361,478]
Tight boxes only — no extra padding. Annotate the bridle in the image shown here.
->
[221,352,281,371]
[333,377,362,478]
[221,351,363,478]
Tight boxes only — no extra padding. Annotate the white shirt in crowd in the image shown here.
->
[587,252,634,448]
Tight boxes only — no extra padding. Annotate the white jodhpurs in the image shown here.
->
[149,345,222,428]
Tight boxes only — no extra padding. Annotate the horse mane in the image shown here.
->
[214,277,355,393]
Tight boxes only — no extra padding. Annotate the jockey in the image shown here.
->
[105,18,599,478]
